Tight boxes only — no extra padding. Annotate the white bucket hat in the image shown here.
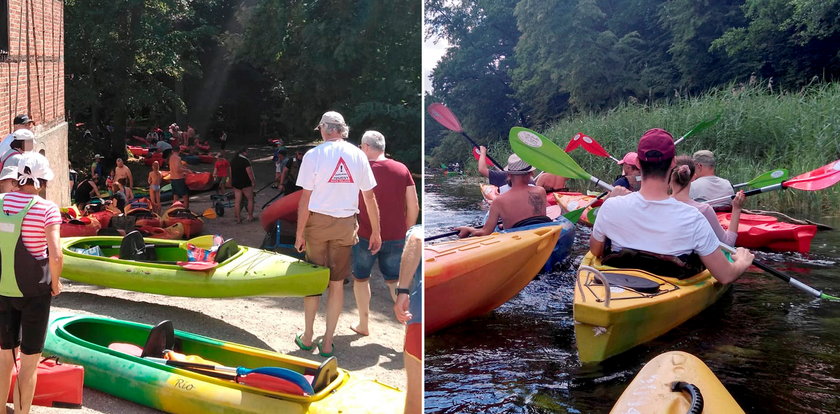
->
[17,152,54,188]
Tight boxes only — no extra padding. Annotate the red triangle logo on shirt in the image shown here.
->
[328,157,354,183]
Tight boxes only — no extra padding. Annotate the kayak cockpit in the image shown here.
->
[62,233,243,267]
[53,315,344,399]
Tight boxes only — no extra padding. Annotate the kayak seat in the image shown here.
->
[215,239,238,263]
[594,272,661,294]
[141,320,177,358]
[119,230,157,261]
[308,356,338,393]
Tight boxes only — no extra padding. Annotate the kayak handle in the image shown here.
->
[671,381,704,414]
[576,265,611,308]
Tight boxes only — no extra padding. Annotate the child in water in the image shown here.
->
[148,161,163,213]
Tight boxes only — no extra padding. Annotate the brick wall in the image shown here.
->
[0,0,68,205]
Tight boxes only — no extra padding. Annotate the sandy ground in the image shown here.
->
[21,143,408,413]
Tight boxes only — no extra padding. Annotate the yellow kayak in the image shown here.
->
[574,253,729,363]
[611,351,744,413]
[425,226,563,334]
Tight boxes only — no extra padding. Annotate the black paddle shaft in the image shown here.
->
[460,132,503,170]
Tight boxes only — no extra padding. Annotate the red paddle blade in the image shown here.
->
[578,133,611,158]
[427,103,463,133]
[565,133,583,152]
[471,147,494,165]
[177,261,218,271]
[784,160,840,190]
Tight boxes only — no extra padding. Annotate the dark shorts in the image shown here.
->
[352,238,403,281]
[171,178,188,196]
[232,181,252,190]
[0,294,52,354]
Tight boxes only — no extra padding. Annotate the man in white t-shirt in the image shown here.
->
[689,150,734,208]
[0,115,35,156]
[0,130,36,170]
[590,128,753,284]
[293,111,381,358]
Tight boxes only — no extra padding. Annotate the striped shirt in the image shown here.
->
[0,192,61,259]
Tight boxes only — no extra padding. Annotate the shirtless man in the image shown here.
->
[456,159,548,237]
[114,158,133,188]
[535,172,568,192]
[168,146,191,208]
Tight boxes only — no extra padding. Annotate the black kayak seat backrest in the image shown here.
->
[215,238,239,263]
[119,230,157,261]
[593,272,661,293]
[309,356,338,393]
[140,320,176,358]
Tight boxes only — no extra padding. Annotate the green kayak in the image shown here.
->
[60,234,328,297]
[44,314,404,413]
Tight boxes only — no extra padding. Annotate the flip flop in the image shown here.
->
[317,342,335,358]
[294,333,315,351]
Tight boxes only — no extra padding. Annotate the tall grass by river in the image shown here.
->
[479,82,840,216]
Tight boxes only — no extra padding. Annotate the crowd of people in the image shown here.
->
[465,128,755,287]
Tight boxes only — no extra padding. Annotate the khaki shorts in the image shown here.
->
[304,213,358,282]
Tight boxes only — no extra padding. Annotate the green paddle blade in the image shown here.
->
[586,207,598,224]
[509,127,592,180]
[744,169,788,189]
[562,207,586,223]
[674,113,721,145]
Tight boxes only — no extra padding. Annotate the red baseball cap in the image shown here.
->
[637,128,675,162]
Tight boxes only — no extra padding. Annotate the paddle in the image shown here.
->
[704,160,840,205]
[472,146,494,166]
[427,103,504,169]
[718,244,840,301]
[145,357,315,395]
[732,169,789,189]
[562,191,608,224]
[509,127,615,191]
[566,133,620,163]
[673,113,722,145]
[425,219,503,241]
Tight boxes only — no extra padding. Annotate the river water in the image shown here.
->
[424,174,840,413]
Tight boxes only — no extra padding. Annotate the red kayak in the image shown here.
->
[143,153,165,167]
[127,145,149,157]
[87,209,115,229]
[260,190,302,230]
[198,154,216,164]
[717,212,817,253]
[7,356,83,408]
[125,205,162,228]
[163,202,204,238]
[60,216,101,237]
[185,172,215,191]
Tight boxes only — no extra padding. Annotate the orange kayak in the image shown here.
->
[125,205,162,228]
[553,192,603,226]
[163,203,204,238]
[425,225,563,334]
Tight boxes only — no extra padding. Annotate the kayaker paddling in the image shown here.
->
[456,159,548,237]
[0,152,63,413]
[670,155,745,246]
[589,128,754,284]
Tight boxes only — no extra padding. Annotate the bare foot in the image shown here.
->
[349,325,369,336]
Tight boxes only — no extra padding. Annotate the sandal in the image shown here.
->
[317,341,335,358]
[294,333,315,351]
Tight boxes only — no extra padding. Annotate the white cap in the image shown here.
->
[17,152,54,188]
[13,129,35,141]
[0,166,17,181]
[94,154,102,159]
[313,111,346,130]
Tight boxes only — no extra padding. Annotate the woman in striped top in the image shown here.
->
[0,152,62,413]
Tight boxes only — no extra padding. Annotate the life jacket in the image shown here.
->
[0,196,51,297]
